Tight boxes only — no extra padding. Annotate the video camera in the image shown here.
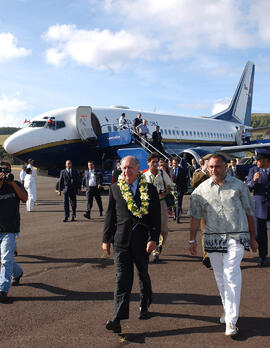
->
[0,166,14,182]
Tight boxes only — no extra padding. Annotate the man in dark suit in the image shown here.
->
[171,157,188,223]
[152,125,163,153]
[246,149,270,266]
[82,161,103,219]
[102,155,161,333]
[58,160,81,222]
[227,158,241,178]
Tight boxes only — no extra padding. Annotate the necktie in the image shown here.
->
[129,184,134,196]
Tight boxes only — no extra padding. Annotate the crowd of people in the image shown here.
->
[1,148,269,339]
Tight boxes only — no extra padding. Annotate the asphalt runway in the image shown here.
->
[0,174,269,348]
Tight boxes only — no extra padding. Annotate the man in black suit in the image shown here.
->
[171,157,188,223]
[152,125,163,153]
[227,158,241,179]
[58,160,81,222]
[102,156,161,333]
[82,161,103,219]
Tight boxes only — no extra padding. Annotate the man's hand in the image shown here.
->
[98,184,102,189]
[250,238,258,252]
[146,241,156,253]
[253,172,260,182]
[189,241,197,256]
[57,191,61,196]
[102,242,111,255]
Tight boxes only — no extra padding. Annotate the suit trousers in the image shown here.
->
[256,218,268,260]
[208,238,244,325]
[86,186,103,213]
[174,189,184,219]
[113,241,152,320]
[153,199,168,256]
[63,188,77,218]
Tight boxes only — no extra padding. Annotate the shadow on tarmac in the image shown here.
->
[18,254,114,268]
[118,315,270,344]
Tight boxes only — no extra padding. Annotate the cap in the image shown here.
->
[255,148,270,160]
[121,113,125,116]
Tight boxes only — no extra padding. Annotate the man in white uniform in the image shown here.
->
[24,168,36,211]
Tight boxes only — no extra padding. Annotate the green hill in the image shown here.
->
[0,127,23,164]
[251,113,270,128]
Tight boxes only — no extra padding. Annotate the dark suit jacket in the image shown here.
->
[58,168,81,192]
[227,165,241,179]
[82,169,103,189]
[152,131,162,144]
[246,166,270,219]
[103,182,161,251]
[171,166,188,192]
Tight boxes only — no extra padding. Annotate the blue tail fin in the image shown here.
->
[213,61,255,126]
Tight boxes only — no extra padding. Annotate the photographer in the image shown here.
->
[0,161,28,302]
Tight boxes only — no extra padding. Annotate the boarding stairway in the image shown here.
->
[97,127,173,171]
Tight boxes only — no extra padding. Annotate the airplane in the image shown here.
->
[4,61,256,178]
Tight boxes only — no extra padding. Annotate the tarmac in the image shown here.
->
[0,173,269,348]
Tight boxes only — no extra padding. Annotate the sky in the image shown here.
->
[1,0,270,127]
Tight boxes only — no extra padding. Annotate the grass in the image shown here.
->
[0,134,10,146]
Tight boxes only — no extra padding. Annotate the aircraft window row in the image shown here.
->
[159,128,234,139]
[107,125,118,132]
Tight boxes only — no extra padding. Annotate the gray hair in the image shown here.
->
[120,156,140,168]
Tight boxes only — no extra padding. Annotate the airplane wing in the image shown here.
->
[219,142,270,153]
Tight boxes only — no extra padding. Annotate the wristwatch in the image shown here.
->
[189,240,196,244]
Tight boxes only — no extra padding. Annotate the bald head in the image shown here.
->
[121,156,140,184]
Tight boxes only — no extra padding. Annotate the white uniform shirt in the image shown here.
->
[20,170,26,182]
[88,170,97,187]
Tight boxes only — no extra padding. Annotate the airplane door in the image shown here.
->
[76,106,96,141]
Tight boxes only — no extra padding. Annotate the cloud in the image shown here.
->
[0,33,31,61]
[0,94,29,127]
[103,0,254,59]
[43,24,159,70]
[211,97,231,115]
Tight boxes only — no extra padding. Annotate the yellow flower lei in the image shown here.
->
[118,172,149,218]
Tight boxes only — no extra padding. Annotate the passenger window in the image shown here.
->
[108,126,112,132]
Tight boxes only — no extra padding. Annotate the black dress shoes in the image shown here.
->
[63,218,68,222]
[71,216,76,221]
[202,257,211,269]
[259,257,265,267]
[138,297,152,319]
[100,212,103,217]
[138,307,149,320]
[105,320,121,333]
[84,213,90,219]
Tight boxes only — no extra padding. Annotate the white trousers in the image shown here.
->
[208,238,244,325]
[26,198,35,211]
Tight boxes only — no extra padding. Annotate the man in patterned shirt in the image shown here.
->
[189,154,258,337]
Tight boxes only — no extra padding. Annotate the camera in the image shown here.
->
[0,166,14,182]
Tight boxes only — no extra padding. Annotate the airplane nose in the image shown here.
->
[3,134,16,154]
[3,131,27,155]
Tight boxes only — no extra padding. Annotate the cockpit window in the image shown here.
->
[55,121,65,129]
[29,121,46,127]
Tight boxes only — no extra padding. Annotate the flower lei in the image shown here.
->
[118,172,149,218]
